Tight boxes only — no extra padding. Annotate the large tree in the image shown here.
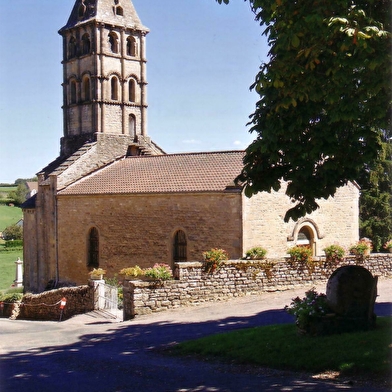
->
[358,136,392,251]
[217,0,391,222]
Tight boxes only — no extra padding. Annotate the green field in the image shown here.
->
[0,186,16,201]
[0,205,22,231]
[0,248,22,290]
[0,202,24,290]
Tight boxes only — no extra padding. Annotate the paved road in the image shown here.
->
[1,279,391,392]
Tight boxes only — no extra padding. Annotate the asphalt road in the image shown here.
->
[1,279,391,392]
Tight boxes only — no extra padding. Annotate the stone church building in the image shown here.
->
[22,0,359,293]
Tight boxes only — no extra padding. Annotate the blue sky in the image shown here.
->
[0,0,268,183]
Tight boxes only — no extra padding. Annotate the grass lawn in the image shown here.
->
[174,318,392,383]
[0,205,23,231]
[0,247,23,290]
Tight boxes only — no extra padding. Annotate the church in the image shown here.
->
[22,0,359,293]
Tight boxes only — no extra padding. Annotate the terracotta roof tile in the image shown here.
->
[59,151,244,195]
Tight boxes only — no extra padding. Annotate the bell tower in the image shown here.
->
[58,0,150,156]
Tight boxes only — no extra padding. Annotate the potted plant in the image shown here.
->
[287,245,313,264]
[89,268,106,280]
[143,263,173,281]
[119,265,144,279]
[202,248,228,273]
[245,246,267,260]
[383,240,392,253]
[323,244,345,266]
[349,239,372,262]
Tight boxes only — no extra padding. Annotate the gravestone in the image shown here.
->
[326,265,378,332]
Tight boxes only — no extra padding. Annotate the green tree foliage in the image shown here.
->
[358,138,392,251]
[216,0,391,221]
[2,224,23,241]
[7,182,28,205]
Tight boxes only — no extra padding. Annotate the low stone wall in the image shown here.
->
[1,284,95,321]
[123,254,392,320]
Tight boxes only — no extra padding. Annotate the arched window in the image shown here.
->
[126,36,137,57]
[68,36,77,58]
[82,76,91,101]
[129,114,136,138]
[116,6,123,16]
[173,230,187,263]
[129,79,136,102]
[111,76,118,100]
[88,227,99,269]
[297,226,315,255]
[108,32,119,53]
[78,3,86,18]
[81,33,91,55]
[70,80,77,104]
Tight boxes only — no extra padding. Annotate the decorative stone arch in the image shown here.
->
[288,219,325,256]
[172,229,188,265]
[87,226,100,270]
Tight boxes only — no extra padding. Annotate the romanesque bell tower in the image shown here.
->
[58,0,150,156]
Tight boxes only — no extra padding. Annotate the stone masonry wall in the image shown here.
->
[123,254,392,320]
[1,285,95,321]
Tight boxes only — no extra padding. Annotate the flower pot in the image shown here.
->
[90,274,103,280]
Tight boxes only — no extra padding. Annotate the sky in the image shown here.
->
[0,0,268,184]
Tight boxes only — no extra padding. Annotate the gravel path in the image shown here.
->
[1,278,391,391]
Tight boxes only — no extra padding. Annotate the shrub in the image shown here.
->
[143,263,173,281]
[323,244,345,264]
[2,225,23,241]
[245,246,267,260]
[4,240,23,249]
[202,248,229,273]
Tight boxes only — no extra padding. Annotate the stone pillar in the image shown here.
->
[122,279,135,321]
[14,257,23,287]
[90,279,105,310]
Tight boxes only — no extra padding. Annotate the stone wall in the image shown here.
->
[1,285,94,321]
[123,254,392,320]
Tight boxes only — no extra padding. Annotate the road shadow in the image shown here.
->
[1,302,391,392]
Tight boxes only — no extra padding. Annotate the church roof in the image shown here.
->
[60,0,148,32]
[59,151,244,195]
